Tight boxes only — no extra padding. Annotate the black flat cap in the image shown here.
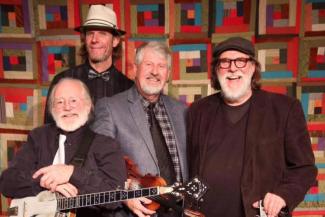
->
[213,37,255,58]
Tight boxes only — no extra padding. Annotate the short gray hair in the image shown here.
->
[135,41,172,69]
[47,78,93,115]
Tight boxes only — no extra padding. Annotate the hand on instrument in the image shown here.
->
[252,193,286,217]
[33,164,74,191]
[55,183,78,197]
[124,198,156,217]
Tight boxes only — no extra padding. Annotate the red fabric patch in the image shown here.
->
[47,54,55,75]
[273,11,282,20]
[0,49,4,79]
[9,56,19,65]
[316,54,325,63]
[319,9,325,17]
[137,26,164,34]
[308,186,319,194]
[223,17,244,25]
[180,25,201,33]
[144,11,152,19]
[0,88,33,103]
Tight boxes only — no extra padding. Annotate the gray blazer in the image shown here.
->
[92,85,188,182]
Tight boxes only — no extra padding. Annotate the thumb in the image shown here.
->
[252,201,259,208]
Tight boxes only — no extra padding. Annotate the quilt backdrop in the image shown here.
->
[0,0,324,216]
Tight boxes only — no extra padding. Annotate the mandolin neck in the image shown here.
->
[57,186,171,211]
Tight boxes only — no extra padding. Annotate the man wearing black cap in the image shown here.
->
[187,37,317,217]
[44,4,133,123]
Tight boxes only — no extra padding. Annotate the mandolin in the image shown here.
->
[124,156,207,217]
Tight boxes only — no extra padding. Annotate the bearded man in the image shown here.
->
[0,78,127,217]
[187,37,317,217]
[92,41,188,217]
[44,5,133,124]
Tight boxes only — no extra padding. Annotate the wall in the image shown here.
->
[0,0,325,216]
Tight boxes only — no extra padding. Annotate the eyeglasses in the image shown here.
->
[53,97,82,109]
[218,57,252,69]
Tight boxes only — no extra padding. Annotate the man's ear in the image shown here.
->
[132,63,137,76]
[166,69,171,82]
[112,36,121,48]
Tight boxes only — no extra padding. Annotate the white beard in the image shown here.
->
[53,108,90,132]
[141,84,163,95]
[218,72,252,103]
[139,75,165,95]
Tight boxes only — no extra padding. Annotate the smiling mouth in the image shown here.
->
[147,77,160,82]
[62,114,78,118]
[227,76,242,80]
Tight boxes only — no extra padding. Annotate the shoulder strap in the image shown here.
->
[70,127,96,167]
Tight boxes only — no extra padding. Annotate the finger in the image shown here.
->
[65,183,78,196]
[56,187,72,198]
[49,182,58,192]
[263,193,272,213]
[63,186,76,197]
[252,201,259,208]
[269,200,282,217]
[133,209,146,217]
[266,198,276,217]
[137,204,155,215]
[139,197,152,204]
[33,167,48,179]
[40,173,53,189]
[39,173,51,188]
[126,199,155,216]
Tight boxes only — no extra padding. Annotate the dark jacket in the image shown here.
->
[187,90,317,217]
[44,63,134,123]
[0,123,127,216]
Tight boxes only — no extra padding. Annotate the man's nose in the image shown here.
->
[63,101,72,110]
[91,33,98,42]
[151,65,161,75]
[229,60,237,71]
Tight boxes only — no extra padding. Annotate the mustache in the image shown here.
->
[146,74,161,80]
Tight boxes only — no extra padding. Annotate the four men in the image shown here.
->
[0,5,318,217]
[0,78,127,216]
[44,5,133,123]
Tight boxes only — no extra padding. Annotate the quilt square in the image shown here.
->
[171,43,211,80]
[38,37,81,84]
[0,41,36,80]
[126,0,165,36]
[300,85,325,122]
[256,37,299,81]
[0,1,32,37]
[257,0,301,36]
[303,0,325,36]
[172,0,208,39]
[35,0,79,35]
[0,86,42,130]
[300,37,325,82]
[211,0,254,38]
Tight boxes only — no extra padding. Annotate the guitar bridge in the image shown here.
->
[8,206,18,216]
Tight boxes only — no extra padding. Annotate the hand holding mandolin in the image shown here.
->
[124,156,206,217]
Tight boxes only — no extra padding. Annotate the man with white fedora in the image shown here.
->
[44,4,133,123]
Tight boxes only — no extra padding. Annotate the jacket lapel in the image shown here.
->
[127,87,159,164]
[243,91,267,171]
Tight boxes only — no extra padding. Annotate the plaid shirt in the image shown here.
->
[141,96,183,182]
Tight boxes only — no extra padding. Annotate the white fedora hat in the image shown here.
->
[75,4,126,36]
